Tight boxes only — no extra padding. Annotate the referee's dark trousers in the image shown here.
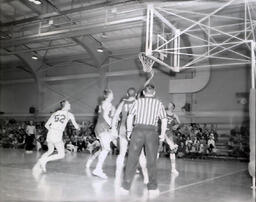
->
[123,125,159,190]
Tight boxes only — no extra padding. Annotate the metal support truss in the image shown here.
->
[145,0,256,72]
[144,0,256,189]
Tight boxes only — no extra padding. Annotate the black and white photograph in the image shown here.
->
[0,0,255,201]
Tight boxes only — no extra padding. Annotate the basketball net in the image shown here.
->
[138,52,155,87]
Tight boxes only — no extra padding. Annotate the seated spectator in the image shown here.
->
[77,137,86,152]
[202,123,210,141]
[16,133,25,148]
[193,137,201,153]
[66,140,77,153]
[207,133,216,154]
[25,120,36,153]
[177,141,186,158]
[86,136,100,154]
[199,143,205,154]
[185,136,193,153]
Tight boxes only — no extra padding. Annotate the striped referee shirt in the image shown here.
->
[129,97,166,126]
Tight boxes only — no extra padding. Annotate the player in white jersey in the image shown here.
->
[37,100,80,172]
[112,88,149,184]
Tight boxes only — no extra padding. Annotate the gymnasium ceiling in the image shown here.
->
[0,0,255,74]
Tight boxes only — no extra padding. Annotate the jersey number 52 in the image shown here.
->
[54,114,66,123]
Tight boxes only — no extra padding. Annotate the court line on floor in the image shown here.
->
[159,168,247,195]
[131,169,248,202]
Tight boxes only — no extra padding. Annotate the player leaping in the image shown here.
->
[36,100,80,173]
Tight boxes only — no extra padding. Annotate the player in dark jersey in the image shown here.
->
[86,89,117,179]
[165,102,180,175]
[112,88,148,184]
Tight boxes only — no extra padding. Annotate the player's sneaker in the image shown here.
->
[92,169,108,179]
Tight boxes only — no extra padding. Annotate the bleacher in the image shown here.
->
[211,123,249,160]
[0,117,250,160]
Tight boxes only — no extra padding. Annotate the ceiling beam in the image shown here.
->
[44,47,139,64]
[0,32,145,56]
[0,12,16,22]
[0,69,146,84]
[19,0,43,15]
[72,36,109,68]
[43,53,91,65]
[0,46,140,69]
[0,42,78,56]
[0,0,140,27]
[0,16,144,48]
[41,0,73,22]
[1,0,254,28]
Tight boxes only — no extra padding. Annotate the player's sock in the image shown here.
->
[170,154,179,175]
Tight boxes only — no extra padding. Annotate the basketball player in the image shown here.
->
[112,88,149,184]
[165,102,180,175]
[86,89,117,179]
[36,100,80,172]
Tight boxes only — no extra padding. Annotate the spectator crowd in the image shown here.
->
[159,123,219,158]
[0,119,250,159]
[0,119,101,155]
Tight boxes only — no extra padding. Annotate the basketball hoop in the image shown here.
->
[138,52,155,86]
[138,52,155,73]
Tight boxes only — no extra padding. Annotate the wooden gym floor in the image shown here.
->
[0,148,254,202]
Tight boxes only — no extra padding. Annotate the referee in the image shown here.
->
[122,84,167,197]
